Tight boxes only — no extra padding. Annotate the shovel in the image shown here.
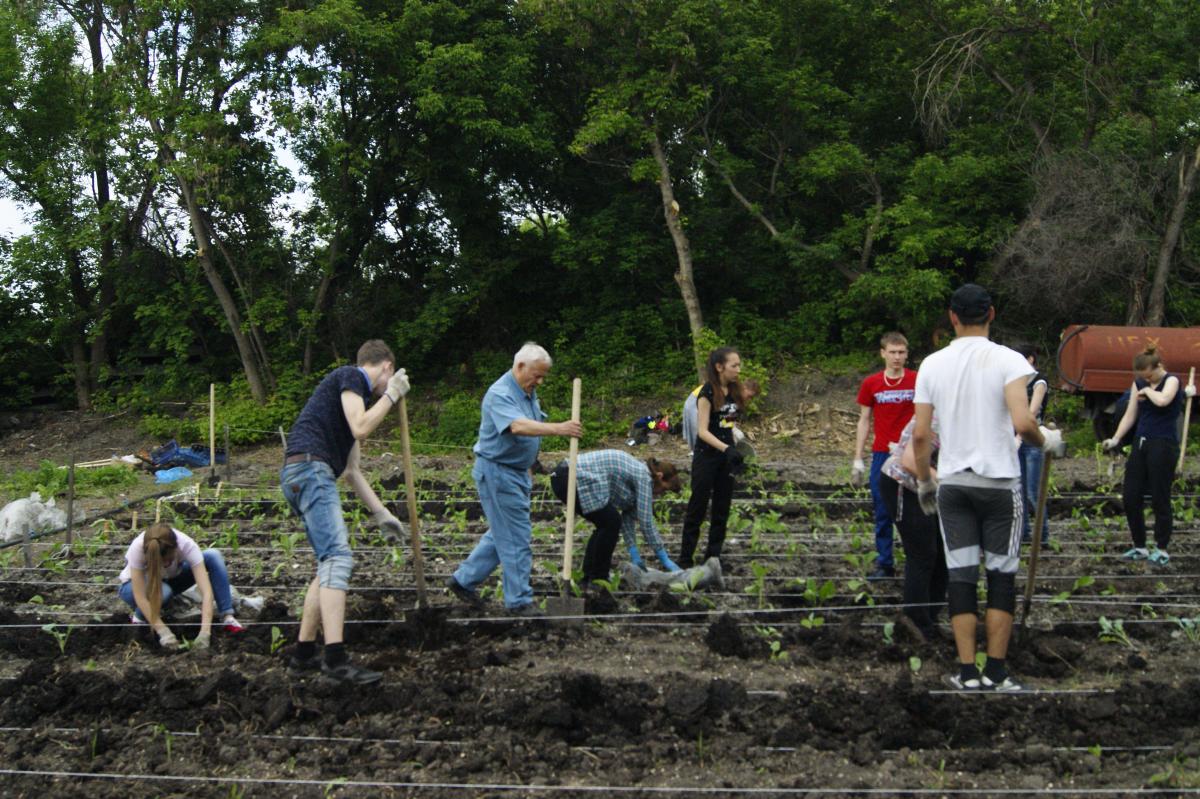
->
[397,393,427,608]
[546,377,585,623]
[1020,436,1062,630]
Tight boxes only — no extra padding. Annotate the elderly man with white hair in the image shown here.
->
[447,343,582,615]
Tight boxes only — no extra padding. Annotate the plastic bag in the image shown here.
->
[0,492,66,543]
[154,466,194,484]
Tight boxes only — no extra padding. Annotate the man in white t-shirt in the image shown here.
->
[911,284,1061,692]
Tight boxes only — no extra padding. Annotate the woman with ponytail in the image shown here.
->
[678,347,745,568]
[1103,345,1194,566]
[117,523,243,649]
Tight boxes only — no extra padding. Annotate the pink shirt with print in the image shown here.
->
[118,529,203,584]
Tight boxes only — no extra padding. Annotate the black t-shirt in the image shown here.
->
[696,382,739,453]
[285,365,372,476]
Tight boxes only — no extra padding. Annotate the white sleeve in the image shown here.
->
[1003,348,1036,386]
[914,364,934,405]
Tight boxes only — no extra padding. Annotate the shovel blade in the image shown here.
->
[544,595,586,624]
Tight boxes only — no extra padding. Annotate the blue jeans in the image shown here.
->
[1018,443,1049,543]
[281,460,353,590]
[869,451,895,569]
[454,458,534,609]
[118,549,234,620]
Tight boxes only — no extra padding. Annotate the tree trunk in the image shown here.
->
[651,130,705,382]
[303,234,340,377]
[84,2,113,392]
[1146,142,1200,326]
[172,160,270,403]
[70,335,91,411]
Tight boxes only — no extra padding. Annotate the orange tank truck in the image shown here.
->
[1057,325,1200,440]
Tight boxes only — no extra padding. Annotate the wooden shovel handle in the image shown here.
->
[398,395,427,607]
[1178,367,1195,473]
[562,378,582,582]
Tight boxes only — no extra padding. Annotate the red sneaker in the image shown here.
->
[222,616,246,634]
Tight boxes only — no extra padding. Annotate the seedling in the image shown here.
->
[909,655,922,674]
[882,622,895,646]
[800,612,824,630]
[748,561,772,609]
[269,626,286,655]
[152,722,173,761]
[40,623,73,655]
[1098,616,1135,649]
[1172,616,1200,644]
[1050,575,1095,605]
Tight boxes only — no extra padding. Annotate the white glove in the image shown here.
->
[1187,384,1196,398]
[917,477,938,516]
[1102,437,1121,452]
[1039,426,1066,458]
[851,458,865,485]
[372,508,407,541]
[385,369,410,403]
[158,630,178,650]
[193,631,211,650]
[732,427,746,445]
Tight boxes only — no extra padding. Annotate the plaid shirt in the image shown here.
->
[573,449,663,551]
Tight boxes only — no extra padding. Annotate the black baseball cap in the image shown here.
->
[950,283,992,318]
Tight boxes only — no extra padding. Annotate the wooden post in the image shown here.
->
[65,454,76,552]
[398,395,427,606]
[209,383,217,485]
[224,423,232,483]
[155,498,163,523]
[1178,367,1195,472]
[21,523,32,569]
[131,511,138,531]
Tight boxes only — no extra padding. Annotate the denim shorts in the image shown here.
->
[280,460,351,561]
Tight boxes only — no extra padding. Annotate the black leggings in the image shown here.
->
[1123,437,1179,550]
[550,466,623,582]
[879,474,948,635]
[678,448,734,568]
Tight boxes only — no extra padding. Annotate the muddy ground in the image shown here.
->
[2,382,1200,796]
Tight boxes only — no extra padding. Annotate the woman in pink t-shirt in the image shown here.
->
[117,524,243,649]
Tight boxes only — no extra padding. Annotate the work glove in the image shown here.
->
[627,544,646,570]
[384,368,410,403]
[1039,426,1066,458]
[732,427,746,445]
[917,477,939,516]
[1187,384,1196,399]
[158,630,178,650]
[372,508,407,543]
[655,547,682,572]
[1102,437,1121,452]
[193,631,211,650]
[851,458,865,486]
[724,447,745,468]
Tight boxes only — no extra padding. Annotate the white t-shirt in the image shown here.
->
[118,529,203,583]
[913,336,1034,480]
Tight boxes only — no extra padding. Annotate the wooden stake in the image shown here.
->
[155,498,163,523]
[1178,367,1195,472]
[131,511,138,531]
[65,454,76,552]
[225,423,232,483]
[398,395,427,607]
[561,378,582,588]
[209,383,217,485]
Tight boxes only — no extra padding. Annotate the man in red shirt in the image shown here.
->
[853,332,916,580]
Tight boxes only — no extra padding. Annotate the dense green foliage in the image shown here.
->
[2,0,1200,426]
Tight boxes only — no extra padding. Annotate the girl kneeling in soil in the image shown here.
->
[879,417,948,642]
[117,523,244,649]
[678,347,747,568]
[550,451,683,583]
[1103,345,1193,567]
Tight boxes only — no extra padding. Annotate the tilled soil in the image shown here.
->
[4,408,1200,796]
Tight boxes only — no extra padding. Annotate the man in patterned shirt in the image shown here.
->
[549,450,683,583]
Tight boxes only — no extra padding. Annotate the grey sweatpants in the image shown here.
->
[937,482,1023,584]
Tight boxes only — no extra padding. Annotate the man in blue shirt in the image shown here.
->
[447,343,582,615]
[281,339,410,684]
